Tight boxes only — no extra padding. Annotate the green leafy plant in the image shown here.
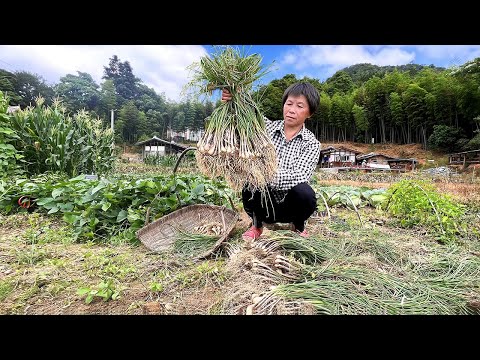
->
[149,282,164,293]
[77,279,122,304]
[385,179,465,243]
[1,173,235,241]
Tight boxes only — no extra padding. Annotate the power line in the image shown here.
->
[0,58,15,71]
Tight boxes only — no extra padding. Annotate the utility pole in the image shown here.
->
[111,109,115,132]
[111,109,115,151]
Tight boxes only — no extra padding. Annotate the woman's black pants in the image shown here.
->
[242,182,317,232]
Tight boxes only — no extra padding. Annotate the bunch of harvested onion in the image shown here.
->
[184,46,277,194]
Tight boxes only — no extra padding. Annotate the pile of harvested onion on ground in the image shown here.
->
[184,46,277,194]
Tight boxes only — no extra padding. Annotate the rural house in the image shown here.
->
[319,146,362,168]
[135,136,189,160]
[166,128,204,143]
[7,105,21,113]
[356,152,395,169]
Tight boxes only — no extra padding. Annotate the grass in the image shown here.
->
[0,280,14,301]
[0,161,479,314]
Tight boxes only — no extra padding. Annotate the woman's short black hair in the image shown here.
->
[282,82,320,116]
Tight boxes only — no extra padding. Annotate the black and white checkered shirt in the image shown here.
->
[266,119,321,203]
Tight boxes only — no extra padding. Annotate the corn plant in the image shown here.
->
[0,91,24,178]
[8,96,115,177]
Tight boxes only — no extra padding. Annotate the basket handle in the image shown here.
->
[173,147,197,176]
[173,147,237,212]
[145,146,238,225]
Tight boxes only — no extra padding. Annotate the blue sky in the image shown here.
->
[1,45,479,102]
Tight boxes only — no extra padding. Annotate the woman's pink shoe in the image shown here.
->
[242,226,263,241]
[296,229,309,238]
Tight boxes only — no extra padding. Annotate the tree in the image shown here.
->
[403,84,428,145]
[193,101,206,131]
[427,124,465,152]
[14,71,55,108]
[103,55,140,105]
[364,76,388,143]
[463,132,480,151]
[54,71,101,115]
[352,104,368,143]
[325,71,354,96]
[118,100,141,143]
[184,101,196,131]
[136,111,149,139]
[99,79,117,127]
[389,92,405,143]
[450,57,480,79]
[318,91,332,141]
[257,74,298,120]
[0,69,21,105]
[432,73,459,127]
[173,111,185,132]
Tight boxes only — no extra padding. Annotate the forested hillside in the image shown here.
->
[341,63,445,85]
[1,56,480,153]
[257,60,480,152]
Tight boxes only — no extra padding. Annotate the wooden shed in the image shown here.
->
[387,158,418,172]
[448,149,480,168]
[135,136,189,160]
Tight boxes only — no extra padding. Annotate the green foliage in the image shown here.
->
[1,173,235,241]
[5,52,480,149]
[403,84,428,126]
[352,104,368,131]
[143,154,177,167]
[174,260,226,288]
[14,244,48,265]
[342,63,444,85]
[325,71,354,95]
[77,279,122,304]
[428,124,466,152]
[315,185,388,209]
[8,98,115,177]
[450,57,480,78]
[0,69,22,105]
[102,55,140,106]
[118,100,141,143]
[0,280,14,301]
[54,72,101,115]
[463,131,480,151]
[0,92,24,178]
[149,281,164,293]
[13,71,55,108]
[173,231,219,258]
[385,179,465,243]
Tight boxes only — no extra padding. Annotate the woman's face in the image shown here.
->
[283,94,311,127]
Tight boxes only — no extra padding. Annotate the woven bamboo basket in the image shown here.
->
[136,204,238,259]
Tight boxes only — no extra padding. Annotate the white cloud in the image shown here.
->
[0,45,208,102]
[279,45,416,80]
[414,45,480,68]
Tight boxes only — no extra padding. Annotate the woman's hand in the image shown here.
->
[221,88,232,102]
